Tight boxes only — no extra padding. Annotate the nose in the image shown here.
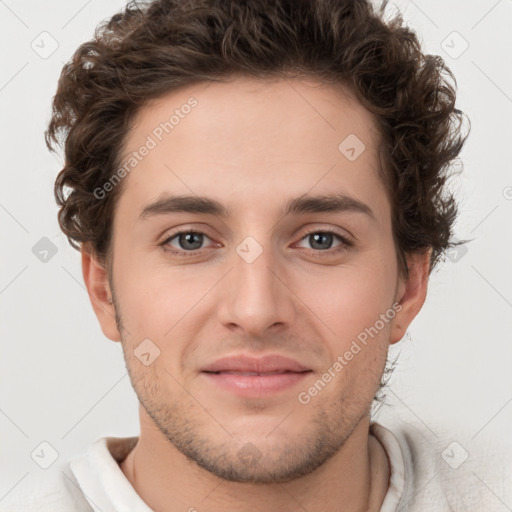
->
[216,237,296,337]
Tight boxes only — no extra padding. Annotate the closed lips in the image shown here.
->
[201,354,312,374]
[208,370,308,375]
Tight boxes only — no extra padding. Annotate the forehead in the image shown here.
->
[116,76,387,222]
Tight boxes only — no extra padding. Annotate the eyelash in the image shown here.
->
[160,228,353,257]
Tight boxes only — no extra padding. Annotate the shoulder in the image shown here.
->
[374,416,512,511]
[0,436,138,512]
[0,468,92,512]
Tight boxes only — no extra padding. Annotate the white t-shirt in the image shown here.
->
[1,420,510,511]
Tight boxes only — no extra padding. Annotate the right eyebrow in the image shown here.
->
[139,195,231,220]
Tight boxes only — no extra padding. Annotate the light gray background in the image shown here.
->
[1,0,511,502]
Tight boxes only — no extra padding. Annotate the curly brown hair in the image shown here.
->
[45,0,469,277]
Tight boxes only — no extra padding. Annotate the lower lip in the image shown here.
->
[202,371,311,397]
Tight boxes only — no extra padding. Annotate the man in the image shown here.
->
[3,0,509,510]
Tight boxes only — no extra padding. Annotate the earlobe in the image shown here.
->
[81,246,121,342]
[389,249,431,344]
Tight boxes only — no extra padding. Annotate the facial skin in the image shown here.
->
[82,76,430,512]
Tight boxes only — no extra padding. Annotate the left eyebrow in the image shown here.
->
[281,193,376,221]
[138,193,376,221]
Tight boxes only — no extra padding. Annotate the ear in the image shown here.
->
[389,249,431,344]
[81,245,121,342]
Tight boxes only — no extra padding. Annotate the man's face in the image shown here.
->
[106,76,405,482]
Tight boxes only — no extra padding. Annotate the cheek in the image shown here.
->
[113,227,398,341]
[113,251,217,339]
[295,260,396,342]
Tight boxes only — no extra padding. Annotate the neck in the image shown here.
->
[120,407,390,512]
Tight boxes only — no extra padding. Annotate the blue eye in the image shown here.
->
[163,231,213,253]
[160,228,352,257]
[296,230,352,252]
